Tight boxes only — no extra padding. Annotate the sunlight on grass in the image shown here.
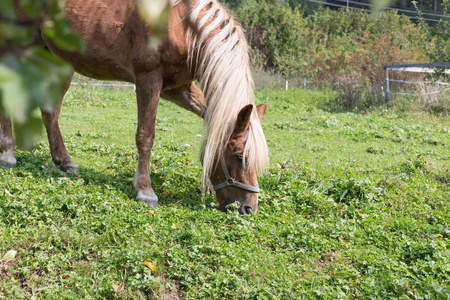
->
[1,86,449,299]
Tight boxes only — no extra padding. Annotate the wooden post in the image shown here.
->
[384,67,390,102]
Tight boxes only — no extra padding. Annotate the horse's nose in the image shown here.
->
[244,206,253,214]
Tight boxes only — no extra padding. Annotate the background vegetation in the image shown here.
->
[0,0,84,148]
[235,0,449,110]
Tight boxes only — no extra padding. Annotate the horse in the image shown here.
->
[0,0,269,214]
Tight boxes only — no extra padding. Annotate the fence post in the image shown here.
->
[384,67,390,102]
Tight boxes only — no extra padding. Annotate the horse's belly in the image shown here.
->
[58,51,135,83]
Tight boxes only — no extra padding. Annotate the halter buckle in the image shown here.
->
[212,154,260,193]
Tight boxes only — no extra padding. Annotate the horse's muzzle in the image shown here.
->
[219,201,258,214]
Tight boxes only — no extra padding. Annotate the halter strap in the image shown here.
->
[213,155,260,193]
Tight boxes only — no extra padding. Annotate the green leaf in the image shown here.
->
[42,27,85,52]
[0,54,30,123]
[371,0,395,14]
[1,250,17,262]
[0,47,72,149]
[14,115,43,150]
[41,0,85,53]
[26,47,73,111]
[0,0,16,19]
[19,0,46,19]
[138,0,170,48]
[4,23,35,47]
[0,48,73,122]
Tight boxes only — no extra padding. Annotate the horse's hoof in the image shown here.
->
[136,190,158,207]
[0,154,17,168]
[59,162,79,175]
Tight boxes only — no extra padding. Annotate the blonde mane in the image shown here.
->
[182,0,269,187]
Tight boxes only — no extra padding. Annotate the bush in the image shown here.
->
[237,2,307,77]
[236,4,431,109]
[415,0,450,63]
[302,9,428,108]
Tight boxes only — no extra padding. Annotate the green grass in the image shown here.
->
[1,86,449,299]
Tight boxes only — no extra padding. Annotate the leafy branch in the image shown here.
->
[0,0,84,149]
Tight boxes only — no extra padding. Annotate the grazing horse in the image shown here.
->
[0,0,269,214]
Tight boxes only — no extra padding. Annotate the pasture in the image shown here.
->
[1,85,449,299]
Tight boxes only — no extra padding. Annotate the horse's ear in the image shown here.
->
[256,104,267,120]
[234,104,253,134]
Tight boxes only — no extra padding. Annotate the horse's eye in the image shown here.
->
[234,153,244,163]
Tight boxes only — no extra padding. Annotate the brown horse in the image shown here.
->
[0,0,269,214]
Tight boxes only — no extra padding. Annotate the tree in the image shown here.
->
[0,0,83,149]
[0,0,169,149]
[415,0,450,63]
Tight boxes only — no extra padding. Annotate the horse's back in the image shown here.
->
[44,0,144,82]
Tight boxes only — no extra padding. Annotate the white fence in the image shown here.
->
[71,82,135,88]
[383,62,450,101]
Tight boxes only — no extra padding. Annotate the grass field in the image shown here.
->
[1,85,449,299]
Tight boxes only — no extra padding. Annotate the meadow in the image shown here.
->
[1,85,449,299]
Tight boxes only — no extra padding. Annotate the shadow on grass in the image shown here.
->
[13,151,207,211]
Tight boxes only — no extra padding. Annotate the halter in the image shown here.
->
[213,155,260,193]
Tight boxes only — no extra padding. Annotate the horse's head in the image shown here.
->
[208,104,267,214]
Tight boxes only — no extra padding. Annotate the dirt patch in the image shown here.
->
[0,261,14,279]
[318,251,346,269]
[0,261,32,298]
[0,260,49,298]
[154,283,182,300]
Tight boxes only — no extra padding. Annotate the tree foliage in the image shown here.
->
[0,0,84,149]
[0,0,174,149]
[237,2,307,76]
[237,3,433,109]
[414,0,450,63]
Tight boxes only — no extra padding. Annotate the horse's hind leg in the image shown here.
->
[0,115,16,168]
[41,72,78,175]
[133,72,162,207]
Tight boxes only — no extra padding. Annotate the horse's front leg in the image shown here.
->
[133,72,163,206]
[161,82,206,118]
[0,114,16,168]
